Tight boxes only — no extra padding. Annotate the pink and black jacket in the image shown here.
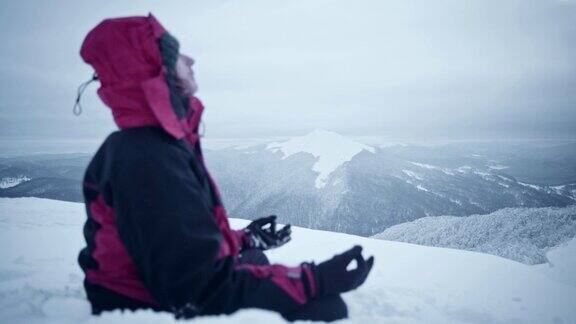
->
[77,14,316,318]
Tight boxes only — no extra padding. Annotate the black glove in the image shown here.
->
[244,215,291,250]
[312,245,374,297]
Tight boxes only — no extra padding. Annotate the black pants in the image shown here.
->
[85,280,163,315]
[238,249,348,322]
[87,249,348,322]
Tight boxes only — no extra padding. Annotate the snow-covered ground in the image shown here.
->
[1,198,575,324]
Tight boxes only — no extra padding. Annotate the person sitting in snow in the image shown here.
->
[76,14,374,322]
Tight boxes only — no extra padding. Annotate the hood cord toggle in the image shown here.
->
[73,73,98,116]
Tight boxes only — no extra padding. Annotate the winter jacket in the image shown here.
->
[77,14,317,318]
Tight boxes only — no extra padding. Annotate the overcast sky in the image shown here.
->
[0,0,575,141]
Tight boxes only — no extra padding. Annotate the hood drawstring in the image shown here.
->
[73,73,98,116]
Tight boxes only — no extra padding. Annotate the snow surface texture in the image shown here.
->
[534,238,576,287]
[1,198,576,324]
[266,129,375,188]
[375,206,576,265]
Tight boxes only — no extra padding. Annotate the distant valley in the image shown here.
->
[1,130,575,236]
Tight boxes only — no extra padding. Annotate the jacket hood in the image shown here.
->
[80,13,203,144]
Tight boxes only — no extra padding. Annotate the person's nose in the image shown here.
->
[183,55,195,67]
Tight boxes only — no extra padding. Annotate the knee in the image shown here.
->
[238,248,270,266]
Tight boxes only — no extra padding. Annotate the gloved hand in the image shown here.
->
[244,215,291,250]
[312,245,374,296]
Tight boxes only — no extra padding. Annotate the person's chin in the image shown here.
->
[181,82,198,97]
[189,83,199,96]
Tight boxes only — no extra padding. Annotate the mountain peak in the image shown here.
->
[267,129,375,188]
[307,128,343,137]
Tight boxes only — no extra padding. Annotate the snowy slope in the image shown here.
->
[266,129,375,188]
[1,197,575,324]
[534,238,576,287]
[374,206,576,265]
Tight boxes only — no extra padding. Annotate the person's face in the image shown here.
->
[175,53,198,96]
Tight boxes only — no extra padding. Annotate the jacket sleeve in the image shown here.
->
[232,228,252,252]
[110,140,316,317]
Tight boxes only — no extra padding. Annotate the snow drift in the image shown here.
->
[1,197,575,323]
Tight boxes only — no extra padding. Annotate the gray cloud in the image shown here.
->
[1,0,575,140]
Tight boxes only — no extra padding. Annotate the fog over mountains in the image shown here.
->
[1,129,575,236]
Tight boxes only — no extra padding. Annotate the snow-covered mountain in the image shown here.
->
[205,132,575,235]
[266,129,375,188]
[1,197,575,324]
[0,154,87,201]
[0,175,30,189]
[2,135,575,236]
[374,205,576,265]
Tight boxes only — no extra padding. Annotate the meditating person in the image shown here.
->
[77,13,374,321]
